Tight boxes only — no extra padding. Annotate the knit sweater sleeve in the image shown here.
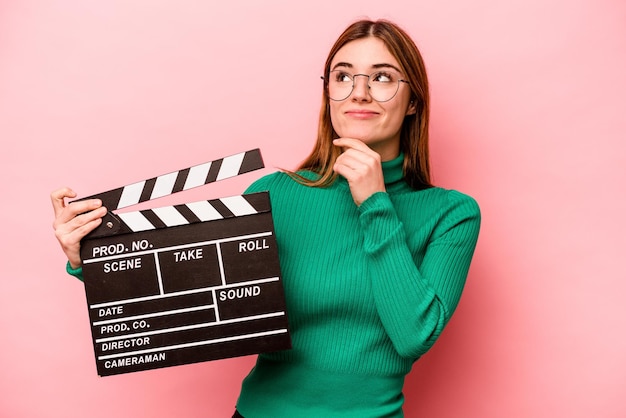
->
[66,261,84,281]
[358,190,480,359]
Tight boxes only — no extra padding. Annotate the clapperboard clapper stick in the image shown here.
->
[75,149,291,376]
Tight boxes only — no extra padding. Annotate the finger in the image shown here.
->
[68,216,104,241]
[54,212,104,272]
[54,199,104,227]
[334,152,362,172]
[55,217,98,244]
[67,205,108,230]
[333,138,363,153]
[333,138,380,161]
[334,154,372,183]
[333,137,366,149]
[333,138,377,155]
[50,187,77,217]
[53,203,106,233]
[334,147,385,188]
[336,148,380,171]
[55,217,104,266]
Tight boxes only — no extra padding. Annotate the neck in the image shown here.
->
[371,142,400,162]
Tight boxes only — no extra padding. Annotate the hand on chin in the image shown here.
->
[332,138,386,206]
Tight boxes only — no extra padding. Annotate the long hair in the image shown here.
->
[292,19,432,190]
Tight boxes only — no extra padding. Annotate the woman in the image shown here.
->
[52,19,480,418]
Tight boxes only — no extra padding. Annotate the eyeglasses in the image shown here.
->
[323,70,409,102]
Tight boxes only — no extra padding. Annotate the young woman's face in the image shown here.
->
[328,37,415,161]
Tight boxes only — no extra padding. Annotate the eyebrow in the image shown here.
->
[331,62,403,73]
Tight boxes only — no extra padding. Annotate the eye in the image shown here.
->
[371,71,395,83]
[332,71,352,83]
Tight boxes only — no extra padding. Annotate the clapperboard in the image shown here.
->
[76,149,291,376]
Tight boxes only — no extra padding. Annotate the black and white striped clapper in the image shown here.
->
[77,149,291,376]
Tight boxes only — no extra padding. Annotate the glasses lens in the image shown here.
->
[326,70,403,102]
[369,71,401,102]
[327,70,353,101]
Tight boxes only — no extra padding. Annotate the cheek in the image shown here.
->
[385,100,412,128]
[387,105,408,127]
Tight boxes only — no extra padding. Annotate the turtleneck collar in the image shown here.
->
[381,152,405,187]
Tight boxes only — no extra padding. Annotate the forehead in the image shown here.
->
[330,37,400,70]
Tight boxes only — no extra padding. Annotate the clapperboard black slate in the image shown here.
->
[76,149,291,376]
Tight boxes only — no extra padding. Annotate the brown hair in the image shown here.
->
[291,19,432,190]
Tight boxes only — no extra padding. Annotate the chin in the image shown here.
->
[337,128,377,143]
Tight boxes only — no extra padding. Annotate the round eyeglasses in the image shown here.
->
[323,70,409,102]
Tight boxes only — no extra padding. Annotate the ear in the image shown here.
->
[406,99,417,116]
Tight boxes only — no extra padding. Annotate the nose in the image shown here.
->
[350,74,372,102]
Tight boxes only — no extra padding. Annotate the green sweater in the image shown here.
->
[66,154,480,417]
[235,154,480,417]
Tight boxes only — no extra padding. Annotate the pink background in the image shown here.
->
[1,1,625,417]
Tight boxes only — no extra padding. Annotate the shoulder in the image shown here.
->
[444,189,480,217]
[245,171,292,193]
[413,186,479,211]
[394,186,480,233]
[244,170,322,196]
[428,187,481,235]
[397,185,479,213]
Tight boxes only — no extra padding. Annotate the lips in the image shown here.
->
[344,109,380,119]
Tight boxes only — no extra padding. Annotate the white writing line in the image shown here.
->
[83,231,273,264]
[95,311,286,343]
[212,288,221,322]
[154,252,164,295]
[97,329,288,361]
[89,276,280,309]
[93,305,214,326]
[216,242,226,287]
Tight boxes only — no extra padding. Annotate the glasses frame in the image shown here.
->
[322,70,410,102]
